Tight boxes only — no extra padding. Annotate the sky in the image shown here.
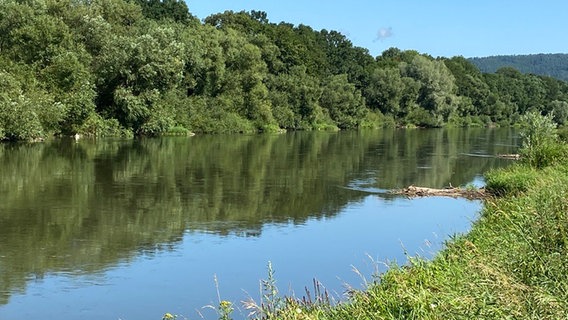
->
[187,0,568,58]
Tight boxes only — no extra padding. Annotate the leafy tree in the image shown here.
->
[401,55,458,125]
[180,24,226,97]
[131,0,193,24]
[0,1,74,67]
[216,28,276,130]
[94,22,185,132]
[89,0,143,31]
[547,100,568,125]
[444,56,491,116]
[0,70,57,141]
[365,66,405,116]
[319,74,366,129]
[267,66,325,129]
[319,29,374,89]
[519,112,565,168]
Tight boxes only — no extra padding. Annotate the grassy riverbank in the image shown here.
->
[237,162,567,319]
[224,116,567,320]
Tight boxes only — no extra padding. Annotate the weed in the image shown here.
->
[243,261,284,319]
[202,275,235,320]
[518,112,567,168]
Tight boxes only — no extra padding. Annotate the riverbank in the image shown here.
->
[241,161,568,319]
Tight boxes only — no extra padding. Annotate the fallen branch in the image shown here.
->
[394,185,486,200]
[497,153,521,160]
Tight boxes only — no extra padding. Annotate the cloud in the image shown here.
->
[375,27,393,41]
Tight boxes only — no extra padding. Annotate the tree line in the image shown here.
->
[1,0,568,141]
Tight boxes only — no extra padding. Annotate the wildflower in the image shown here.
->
[219,300,234,320]
[220,300,232,309]
[162,312,175,320]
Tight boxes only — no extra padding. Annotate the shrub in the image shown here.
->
[484,165,540,196]
[518,112,565,168]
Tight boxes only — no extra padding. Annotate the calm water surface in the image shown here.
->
[0,128,518,319]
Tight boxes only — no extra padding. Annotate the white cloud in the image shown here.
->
[375,27,393,41]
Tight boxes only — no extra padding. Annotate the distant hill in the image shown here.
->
[469,53,568,82]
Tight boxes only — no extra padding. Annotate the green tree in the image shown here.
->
[444,56,492,117]
[319,74,366,129]
[131,0,193,24]
[0,70,57,141]
[94,22,185,133]
[365,66,405,116]
[319,29,374,88]
[267,66,325,129]
[402,55,458,126]
[519,112,564,168]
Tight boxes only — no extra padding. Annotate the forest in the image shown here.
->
[470,53,568,82]
[1,0,568,141]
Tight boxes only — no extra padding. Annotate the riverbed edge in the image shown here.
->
[244,162,568,319]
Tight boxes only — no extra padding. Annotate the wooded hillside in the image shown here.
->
[469,54,568,82]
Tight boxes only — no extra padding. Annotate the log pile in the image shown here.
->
[395,185,486,200]
[497,153,521,160]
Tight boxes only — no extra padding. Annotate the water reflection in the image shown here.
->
[0,128,518,311]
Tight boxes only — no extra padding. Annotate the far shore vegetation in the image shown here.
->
[2,0,568,142]
[164,113,567,320]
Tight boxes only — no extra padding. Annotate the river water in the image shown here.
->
[0,128,518,319]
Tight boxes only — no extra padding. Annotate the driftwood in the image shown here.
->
[395,185,486,200]
[497,153,521,160]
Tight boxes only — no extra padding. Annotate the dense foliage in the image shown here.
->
[469,53,568,82]
[2,0,568,141]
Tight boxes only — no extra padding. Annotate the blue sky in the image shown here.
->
[188,1,568,58]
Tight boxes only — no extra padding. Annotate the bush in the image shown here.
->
[484,165,540,196]
[518,112,565,168]
[556,126,568,142]
[78,114,132,138]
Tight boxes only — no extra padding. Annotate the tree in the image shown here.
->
[0,70,56,141]
[365,66,404,116]
[132,0,193,24]
[267,66,324,129]
[319,29,374,89]
[444,56,491,116]
[519,112,564,168]
[94,22,185,132]
[319,74,366,129]
[401,55,458,125]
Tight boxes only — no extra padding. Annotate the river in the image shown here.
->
[0,128,518,319]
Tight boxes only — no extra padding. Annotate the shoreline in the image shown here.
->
[234,160,568,319]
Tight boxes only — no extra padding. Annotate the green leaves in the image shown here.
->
[0,70,52,141]
[519,112,566,168]
[320,74,366,129]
